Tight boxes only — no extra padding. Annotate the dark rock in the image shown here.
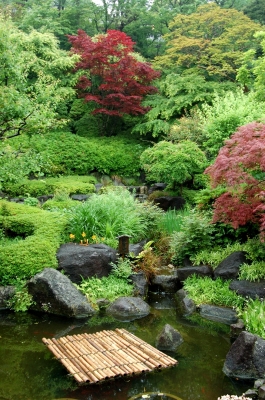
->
[214,251,248,280]
[244,388,258,399]
[229,280,265,299]
[175,289,196,316]
[27,268,95,319]
[129,240,147,257]
[10,197,24,203]
[106,296,150,321]
[37,194,53,204]
[199,304,238,325]
[230,319,245,339]
[0,286,16,310]
[71,194,90,201]
[177,265,213,282]
[57,243,118,284]
[96,298,111,310]
[154,196,185,211]
[156,323,183,351]
[150,274,178,292]
[254,379,265,389]
[259,385,265,400]
[95,183,103,192]
[223,331,265,380]
[130,272,148,298]
[148,183,167,194]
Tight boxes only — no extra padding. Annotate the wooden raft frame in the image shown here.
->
[42,328,178,385]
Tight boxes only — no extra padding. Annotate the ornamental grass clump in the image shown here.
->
[67,187,150,248]
[240,298,265,339]
[183,275,245,310]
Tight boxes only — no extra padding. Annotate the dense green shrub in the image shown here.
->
[0,201,67,284]
[15,132,146,177]
[240,299,265,339]
[3,175,96,197]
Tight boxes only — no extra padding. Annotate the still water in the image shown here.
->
[0,293,250,400]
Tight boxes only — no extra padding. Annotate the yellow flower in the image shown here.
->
[69,233,75,239]
[81,232,86,238]
[91,234,97,241]
[101,237,105,241]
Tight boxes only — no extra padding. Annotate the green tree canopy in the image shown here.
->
[155,3,261,82]
[0,16,78,140]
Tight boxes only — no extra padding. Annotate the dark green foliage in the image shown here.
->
[25,132,145,178]
[0,201,67,284]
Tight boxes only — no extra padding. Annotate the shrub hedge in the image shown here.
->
[0,201,67,284]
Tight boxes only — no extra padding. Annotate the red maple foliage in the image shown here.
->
[68,30,160,117]
[205,122,265,236]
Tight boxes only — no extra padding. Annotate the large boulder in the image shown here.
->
[150,274,179,293]
[156,324,184,351]
[27,268,95,319]
[57,243,118,284]
[223,331,265,380]
[177,265,213,282]
[106,296,150,321]
[130,271,148,298]
[153,196,185,211]
[199,304,238,325]
[229,280,265,299]
[214,251,248,280]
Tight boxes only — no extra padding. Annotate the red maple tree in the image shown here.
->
[68,29,160,117]
[205,122,265,236]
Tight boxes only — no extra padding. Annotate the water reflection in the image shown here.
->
[0,295,251,400]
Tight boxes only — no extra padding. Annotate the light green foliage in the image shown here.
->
[23,196,39,207]
[140,140,207,189]
[199,90,265,158]
[110,257,135,280]
[237,31,265,101]
[3,175,96,197]
[77,272,134,306]
[191,242,245,268]
[240,298,265,339]
[0,18,78,139]
[183,275,245,310]
[239,262,265,282]
[170,210,215,265]
[67,188,149,247]
[133,73,232,138]
[0,200,67,284]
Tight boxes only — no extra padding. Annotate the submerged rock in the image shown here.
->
[156,323,184,351]
[223,331,265,380]
[199,304,238,325]
[106,296,150,321]
[27,268,95,319]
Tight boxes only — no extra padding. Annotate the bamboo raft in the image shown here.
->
[42,328,178,385]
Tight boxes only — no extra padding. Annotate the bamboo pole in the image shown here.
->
[116,329,177,366]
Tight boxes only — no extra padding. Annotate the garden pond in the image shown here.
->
[0,292,251,400]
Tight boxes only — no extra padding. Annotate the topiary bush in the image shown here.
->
[0,201,67,285]
[3,175,96,197]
